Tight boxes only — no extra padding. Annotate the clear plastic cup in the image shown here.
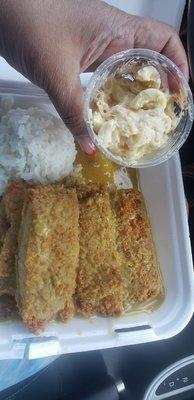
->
[84,48,194,168]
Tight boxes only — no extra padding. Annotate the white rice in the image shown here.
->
[0,106,77,194]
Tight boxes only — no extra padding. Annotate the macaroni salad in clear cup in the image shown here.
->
[84,49,193,168]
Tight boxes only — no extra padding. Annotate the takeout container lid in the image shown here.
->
[0,75,193,360]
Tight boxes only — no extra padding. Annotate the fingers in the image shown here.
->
[46,64,96,155]
[76,135,97,156]
[90,33,188,84]
[86,37,133,72]
[162,32,189,81]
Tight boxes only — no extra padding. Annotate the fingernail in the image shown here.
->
[76,136,97,156]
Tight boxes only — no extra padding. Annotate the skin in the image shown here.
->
[0,0,189,154]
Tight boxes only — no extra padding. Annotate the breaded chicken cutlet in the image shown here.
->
[0,182,26,296]
[0,199,12,296]
[76,185,163,317]
[16,185,79,332]
[0,179,163,329]
[111,189,163,306]
[76,185,124,317]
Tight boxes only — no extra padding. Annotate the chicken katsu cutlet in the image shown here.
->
[76,185,124,317]
[111,189,163,307]
[16,185,79,332]
[0,182,26,296]
[0,199,12,295]
[76,185,163,317]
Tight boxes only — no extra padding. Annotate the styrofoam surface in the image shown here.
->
[0,78,193,359]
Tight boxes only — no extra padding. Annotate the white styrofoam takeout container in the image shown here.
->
[0,74,193,360]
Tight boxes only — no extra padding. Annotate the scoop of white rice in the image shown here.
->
[0,106,77,194]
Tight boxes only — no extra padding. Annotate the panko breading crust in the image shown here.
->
[0,180,163,328]
[17,185,79,332]
[76,185,124,316]
[111,189,163,306]
[0,182,26,293]
[76,185,163,317]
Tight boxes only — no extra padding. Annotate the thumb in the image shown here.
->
[46,66,96,156]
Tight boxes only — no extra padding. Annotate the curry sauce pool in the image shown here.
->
[75,149,138,188]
